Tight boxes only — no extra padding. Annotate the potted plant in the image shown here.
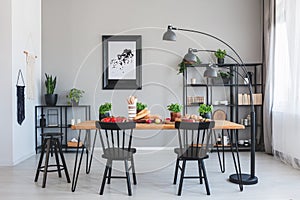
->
[66,88,85,106]
[198,104,213,119]
[214,49,226,64]
[99,102,112,120]
[44,73,57,106]
[167,103,182,122]
[136,102,147,113]
[177,56,201,74]
[216,70,234,84]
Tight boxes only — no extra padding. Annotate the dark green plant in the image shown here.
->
[214,49,226,59]
[66,88,85,104]
[136,102,147,111]
[198,104,213,115]
[45,73,56,94]
[99,102,112,114]
[178,56,201,74]
[167,103,182,113]
[218,70,233,78]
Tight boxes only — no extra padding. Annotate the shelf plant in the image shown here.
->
[44,73,57,106]
[214,49,226,64]
[198,104,213,119]
[177,56,201,74]
[99,102,112,120]
[167,103,182,121]
[216,70,234,84]
[66,88,85,106]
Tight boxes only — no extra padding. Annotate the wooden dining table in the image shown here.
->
[70,120,245,192]
[71,120,245,130]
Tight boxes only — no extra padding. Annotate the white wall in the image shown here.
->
[42,0,262,147]
[0,0,13,165]
[0,0,41,166]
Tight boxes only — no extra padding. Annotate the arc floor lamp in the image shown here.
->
[163,25,258,185]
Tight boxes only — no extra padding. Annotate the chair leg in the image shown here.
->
[177,160,186,196]
[57,139,71,183]
[173,158,180,184]
[53,139,62,178]
[34,139,47,182]
[124,160,132,196]
[198,160,203,184]
[42,139,51,188]
[201,160,210,195]
[107,161,112,184]
[131,156,137,185]
[100,159,111,195]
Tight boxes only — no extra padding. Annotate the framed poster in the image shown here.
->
[102,35,142,89]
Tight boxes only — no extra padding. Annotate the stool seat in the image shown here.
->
[41,132,63,137]
[34,132,70,188]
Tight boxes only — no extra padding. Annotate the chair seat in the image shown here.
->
[102,148,135,160]
[174,147,209,160]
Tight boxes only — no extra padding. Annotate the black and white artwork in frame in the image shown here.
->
[102,35,142,90]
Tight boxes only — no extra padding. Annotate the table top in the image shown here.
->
[71,120,245,130]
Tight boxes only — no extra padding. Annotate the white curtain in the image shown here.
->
[263,0,275,154]
[273,0,300,169]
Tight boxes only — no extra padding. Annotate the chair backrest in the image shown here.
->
[175,121,215,159]
[96,122,136,152]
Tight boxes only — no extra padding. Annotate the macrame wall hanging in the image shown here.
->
[24,50,37,100]
[16,69,25,125]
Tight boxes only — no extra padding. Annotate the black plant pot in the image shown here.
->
[201,113,211,119]
[217,58,224,65]
[99,112,110,121]
[45,94,58,106]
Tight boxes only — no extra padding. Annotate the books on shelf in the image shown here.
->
[238,93,262,105]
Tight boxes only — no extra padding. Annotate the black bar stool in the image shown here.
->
[34,132,71,188]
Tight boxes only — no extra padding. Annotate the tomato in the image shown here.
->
[110,117,116,122]
[101,117,111,122]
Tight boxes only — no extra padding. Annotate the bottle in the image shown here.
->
[247,114,251,126]
[217,133,222,145]
[40,114,46,127]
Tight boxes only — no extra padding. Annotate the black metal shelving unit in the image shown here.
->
[183,63,264,151]
[34,105,91,153]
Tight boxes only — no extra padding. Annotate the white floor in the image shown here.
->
[1,150,300,200]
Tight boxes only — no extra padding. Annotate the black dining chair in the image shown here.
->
[96,121,137,196]
[173,121,215,196]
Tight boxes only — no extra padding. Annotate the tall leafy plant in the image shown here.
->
[45,73,56,94]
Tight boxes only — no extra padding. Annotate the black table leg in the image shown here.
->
[228,130,243,191]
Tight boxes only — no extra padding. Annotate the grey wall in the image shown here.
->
[42,0,262,147]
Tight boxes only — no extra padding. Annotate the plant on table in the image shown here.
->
[167,103,182,122]
[198,104,213,119]
[99,102,112,120]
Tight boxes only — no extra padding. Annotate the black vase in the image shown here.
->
[217,58,224,65]
[40,114,46,127]
[45,94,58,106]
[99,112,110,121]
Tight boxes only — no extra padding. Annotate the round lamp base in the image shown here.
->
[229,173,258,185]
